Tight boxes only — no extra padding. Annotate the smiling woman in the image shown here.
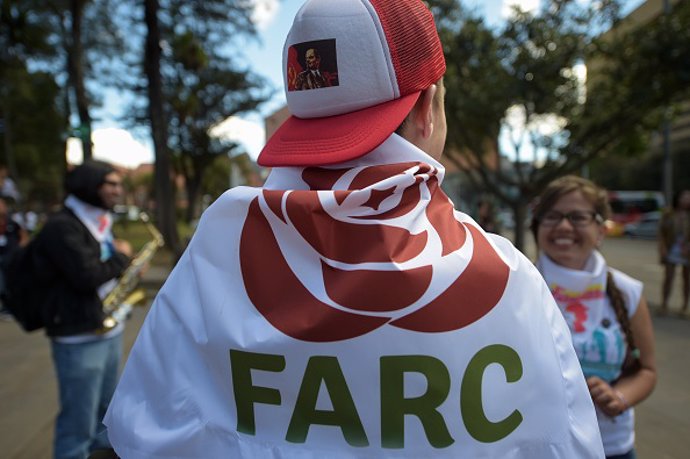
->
[532,175,657,459]
[66,128,154,168]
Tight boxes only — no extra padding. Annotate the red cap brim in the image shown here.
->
[258,92,420,167]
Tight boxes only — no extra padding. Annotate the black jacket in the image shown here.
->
[34,207,129,336]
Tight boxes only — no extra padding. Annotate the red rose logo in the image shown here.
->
[240,163,509,342]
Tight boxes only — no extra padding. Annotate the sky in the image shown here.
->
[237,0,528,129]
[75,0,644,169]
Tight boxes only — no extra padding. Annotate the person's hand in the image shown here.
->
[587,376,628,417]
[113,239,133,257]
[137,261,150,279]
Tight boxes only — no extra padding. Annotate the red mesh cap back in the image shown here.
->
[370,0,446,96]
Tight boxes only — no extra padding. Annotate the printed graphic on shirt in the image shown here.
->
[550,284,604,333]
[287,39,339,91]
[549,282,626,382]
[578,326,626,382]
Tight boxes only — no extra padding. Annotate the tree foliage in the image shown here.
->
[127,0,270,254]
[142,0,180,254]
[1,0,126,205]
[164,24,269,222]
[1,0,268,259]
[588,1,690,193]
[42,0,125,160]
[434,0,690,250]
[0,0,66,206]
[0,67,66,207]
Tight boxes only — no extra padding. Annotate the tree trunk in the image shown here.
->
[69,0,92,160]
[1,98,18,182]
[511,200,531,257]
[184,174,202,224]
[144,0,181,257]
[61,77,72,172]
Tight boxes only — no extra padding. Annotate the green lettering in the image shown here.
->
[461,344,523,443]
[286,356,368,447]
[380,355,453,449]
[230,349,285,435]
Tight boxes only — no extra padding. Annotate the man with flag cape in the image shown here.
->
[104,0,604,457]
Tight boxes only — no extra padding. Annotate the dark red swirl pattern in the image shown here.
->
[239,163,509,342]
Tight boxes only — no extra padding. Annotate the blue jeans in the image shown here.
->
[51,333,122,459]
[607,449,636,459]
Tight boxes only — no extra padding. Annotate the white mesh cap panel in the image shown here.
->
[284,0,399,119]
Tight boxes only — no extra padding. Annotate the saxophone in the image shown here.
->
[100,212,165,331]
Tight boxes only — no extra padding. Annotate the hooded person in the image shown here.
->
[28,160,133,459]
[64,160,119,209]
[104,1,604,458]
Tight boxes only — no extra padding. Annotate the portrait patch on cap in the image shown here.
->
[287,39,339,92]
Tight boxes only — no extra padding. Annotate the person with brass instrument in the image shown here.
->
[31,160,132,459]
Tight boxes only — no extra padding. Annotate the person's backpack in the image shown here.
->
[1,240,48,332]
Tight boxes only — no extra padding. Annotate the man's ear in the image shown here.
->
[412,84,437,140]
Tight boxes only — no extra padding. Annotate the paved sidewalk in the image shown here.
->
[1,238,689,458]
[0,266,168,459]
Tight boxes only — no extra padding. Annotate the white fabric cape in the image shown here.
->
[105,135,603,458]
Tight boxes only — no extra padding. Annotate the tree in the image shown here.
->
[114,0,269,255]
[144,0,180,255]
[436,0,690,251]
[66,0,92,159]
[166,29,268,222]
[129,0,270,247]
[587,0,690,194]
[0,67,66,207]
[192,153,260,210]
[0,0,65,204]
[47,0,125,161]
[199,154,233,203]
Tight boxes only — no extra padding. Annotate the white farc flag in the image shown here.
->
[105,135,604,458]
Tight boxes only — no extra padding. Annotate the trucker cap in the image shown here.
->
[257,0,446,167]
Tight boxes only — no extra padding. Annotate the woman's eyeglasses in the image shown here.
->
[539,210,603,227]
